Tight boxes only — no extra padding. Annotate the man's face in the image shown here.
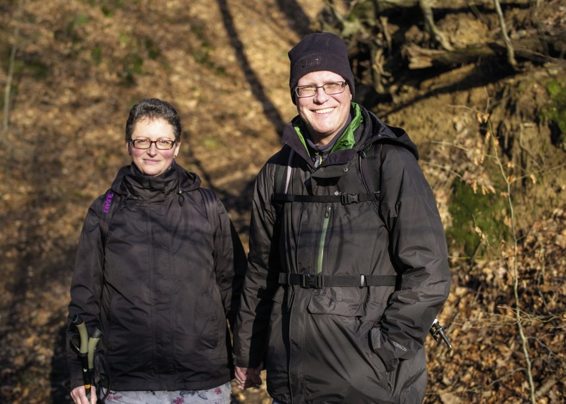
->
[296,70,352,146]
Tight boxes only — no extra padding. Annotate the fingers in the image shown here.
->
[234,366,262,390]
[90,386,97,404]
[234,366,248,389]
[70,385,97,404]
[70,386,87,404]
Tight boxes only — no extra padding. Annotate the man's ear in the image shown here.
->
[126,142,132,156]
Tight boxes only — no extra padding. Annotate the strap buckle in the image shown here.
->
[301,274,324,289]
[340,193,359,204]
[359,274,366,287]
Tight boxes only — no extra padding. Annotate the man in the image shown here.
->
[234,32,450,403]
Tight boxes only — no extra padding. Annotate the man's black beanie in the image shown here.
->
[288,32,355,104]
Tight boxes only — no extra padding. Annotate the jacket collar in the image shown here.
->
[110,162,201,201]
[283,103,362,168]
[282,103,419,169]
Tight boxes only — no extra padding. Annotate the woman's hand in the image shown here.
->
[235,366,262,389]
[70,385,97,404]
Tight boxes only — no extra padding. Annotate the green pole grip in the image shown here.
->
[72,315,89,354]
[72,315,92,395]
[87,328,102,370]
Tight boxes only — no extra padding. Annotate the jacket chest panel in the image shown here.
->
[103,198,214,289]
[280,160,389,276]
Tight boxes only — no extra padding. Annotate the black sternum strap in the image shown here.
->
[278,272,397,289]
[272,193,378,205]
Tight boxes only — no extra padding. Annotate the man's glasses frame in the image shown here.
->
[294,81,347,98]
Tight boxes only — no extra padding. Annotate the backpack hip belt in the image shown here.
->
[278,272,397,289]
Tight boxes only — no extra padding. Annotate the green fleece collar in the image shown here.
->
[293,102,363,154]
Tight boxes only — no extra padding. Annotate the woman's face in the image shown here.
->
[128,117,180,176]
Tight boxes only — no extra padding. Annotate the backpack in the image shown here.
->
[272,142,452,348]
[273,143,385,215]
[272,142,397,288]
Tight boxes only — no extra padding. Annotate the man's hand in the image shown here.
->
[235,366,262,389]
[70,385,96,404]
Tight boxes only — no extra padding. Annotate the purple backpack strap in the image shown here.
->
[100,190,118,242]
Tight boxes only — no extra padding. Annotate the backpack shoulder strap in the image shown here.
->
[100,189,120,243]
[272,148,295,210]
[199,187,219,234]
[359,142,385,222]
[274,148,295,195]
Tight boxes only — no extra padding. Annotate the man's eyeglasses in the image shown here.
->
[130,138,176,150]
[294,81,347,98]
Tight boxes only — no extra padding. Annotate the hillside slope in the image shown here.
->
[0,1,564,403]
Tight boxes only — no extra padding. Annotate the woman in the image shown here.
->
[67,98,245,404]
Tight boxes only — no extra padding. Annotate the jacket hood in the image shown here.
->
[110,162,201,198]
[359,107,419,160]
[282,103,418,167]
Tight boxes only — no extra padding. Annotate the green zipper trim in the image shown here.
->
[292,102,363,155]
[316,206,331,274]
[331,102,362,152]
[291,116,310,154]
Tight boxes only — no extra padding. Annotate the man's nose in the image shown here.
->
[313,86,329,103]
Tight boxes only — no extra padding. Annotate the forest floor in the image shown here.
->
[0,0,564,403]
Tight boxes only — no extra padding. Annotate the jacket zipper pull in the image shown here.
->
[314,153,322,169]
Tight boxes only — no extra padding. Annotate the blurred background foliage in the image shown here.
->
[0,0,564,403]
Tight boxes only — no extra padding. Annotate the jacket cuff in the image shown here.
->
[234,360,263,370]
[69,372,85,390]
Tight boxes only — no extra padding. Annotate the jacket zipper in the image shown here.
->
[316,205,332,274]
[287,289,296,403]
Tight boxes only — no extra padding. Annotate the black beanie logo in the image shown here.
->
[301,56,322,69]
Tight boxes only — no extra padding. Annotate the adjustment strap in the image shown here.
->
[278,273,397,289]
[272,193,378,205]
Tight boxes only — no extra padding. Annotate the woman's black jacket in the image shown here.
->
[66,163,246,392]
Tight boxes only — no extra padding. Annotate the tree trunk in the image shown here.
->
[376,0,530,11]
[404,31,564,69]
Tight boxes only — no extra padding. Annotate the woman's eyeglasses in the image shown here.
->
[130,138,176,150]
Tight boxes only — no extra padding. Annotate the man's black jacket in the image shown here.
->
[235,104,451,403]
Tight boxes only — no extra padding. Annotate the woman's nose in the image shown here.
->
[146,144,158,155]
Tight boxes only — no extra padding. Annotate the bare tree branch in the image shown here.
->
[493,0,517,68]
[419,0,453,50]
[403,31,563,69]
[491,122,537,404]
[3,27,19,133]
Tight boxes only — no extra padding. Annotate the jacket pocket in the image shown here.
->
[194,290,220,349]
[306,288,366,317]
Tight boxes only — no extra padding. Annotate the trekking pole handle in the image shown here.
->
[72,315,95,396]
[72,315,89,354]
[87,328,102,370]
[430,319,453,350]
